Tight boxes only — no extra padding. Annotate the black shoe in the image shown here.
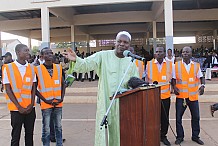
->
[161,138,171,146]
[81,78,84,82]
[89,78,91,82]
[50,139,56,142]
[50,139,66,143]
[63,138,66,143]
[192,138,204,145]
[211,105,215,117]
[175,138,184,145]
[92,79,95,81]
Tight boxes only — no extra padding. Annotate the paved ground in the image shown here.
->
[0,78,218,146]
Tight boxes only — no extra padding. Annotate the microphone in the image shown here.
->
[128,77,149,89]
[123,50,145,61]
[153,81,158,85]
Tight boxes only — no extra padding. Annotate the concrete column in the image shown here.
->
[164,0,174,55]
[146,32,150,52]
[153,21,157,54]
[86,34,90,54]
[71,25,76,51]
[0,31,2,65]
[0,31,1,49]
[213,29,217,50]
[40,6,50,50]
[28,37,32,49]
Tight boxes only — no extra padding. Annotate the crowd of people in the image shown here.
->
[2,30,218,146]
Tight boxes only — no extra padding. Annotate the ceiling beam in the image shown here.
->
[0,17,70,31]
[1,8,218,32]
[151,1,164,21]
[0,0,163,13]
[49,7,75,24]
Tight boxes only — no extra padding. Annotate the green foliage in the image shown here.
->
[31,46,39,55]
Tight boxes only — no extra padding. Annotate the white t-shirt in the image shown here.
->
[143,59,175,81]
[212,56,218,64]
[3,60,37,84]
[38,58,45,65]
[172,60,203,79]
[165,56,175,63]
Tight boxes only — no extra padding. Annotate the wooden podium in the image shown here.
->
[115,86,161,146]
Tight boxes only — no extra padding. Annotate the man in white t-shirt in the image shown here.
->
[3,44,37,146]
[165,48,175,64]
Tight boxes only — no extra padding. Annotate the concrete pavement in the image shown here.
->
[0,103,218,146]
[1,79,218,145]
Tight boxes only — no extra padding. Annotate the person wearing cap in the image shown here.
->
[2,52,13,64]
[63,31,139,146]
[1,52,13,92]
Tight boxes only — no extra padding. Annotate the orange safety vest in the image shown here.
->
[36,64,63,110]
[135,60,144,79]
[2,64,6,80]
[5,62,35,111]
[175,61,200,101]
[147,60,172,99]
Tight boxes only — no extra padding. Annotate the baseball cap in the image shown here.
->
[2,52,12,57]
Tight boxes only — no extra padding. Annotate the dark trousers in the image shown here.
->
[50,111,55,140]
[176,98,200,140]
[161,98,171,139]
[10,108,36,146]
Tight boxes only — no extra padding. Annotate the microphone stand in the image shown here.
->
[100,57,135,146]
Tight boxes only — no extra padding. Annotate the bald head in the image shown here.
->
[182,46,192,60]
[182,46,192,53]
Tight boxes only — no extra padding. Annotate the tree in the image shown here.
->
[31,46,39,55]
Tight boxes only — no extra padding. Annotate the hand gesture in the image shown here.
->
[62,49,77,62]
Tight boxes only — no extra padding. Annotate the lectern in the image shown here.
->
[115,86,161,146]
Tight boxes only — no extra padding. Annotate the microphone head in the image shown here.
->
[128,77,149,89]
[123,50,130,57]
[153,81,158,85]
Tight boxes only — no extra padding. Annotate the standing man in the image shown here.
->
[35,48,65,146]
[165,49,175,63]
[3,44,36,146]
[63,31,139,146]
[129,47,144,79]
[1,52,14,92]
[172,46,205,145]
[144,47,173,146]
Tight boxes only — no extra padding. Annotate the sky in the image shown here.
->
[1,32,40,47]
[1,32,196,47]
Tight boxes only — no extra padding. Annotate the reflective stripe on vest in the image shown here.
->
[176,61,199,100]
[36,64,62,109]
[5,63,34,110]
[135,60,144,78]
[147,60,172,99]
